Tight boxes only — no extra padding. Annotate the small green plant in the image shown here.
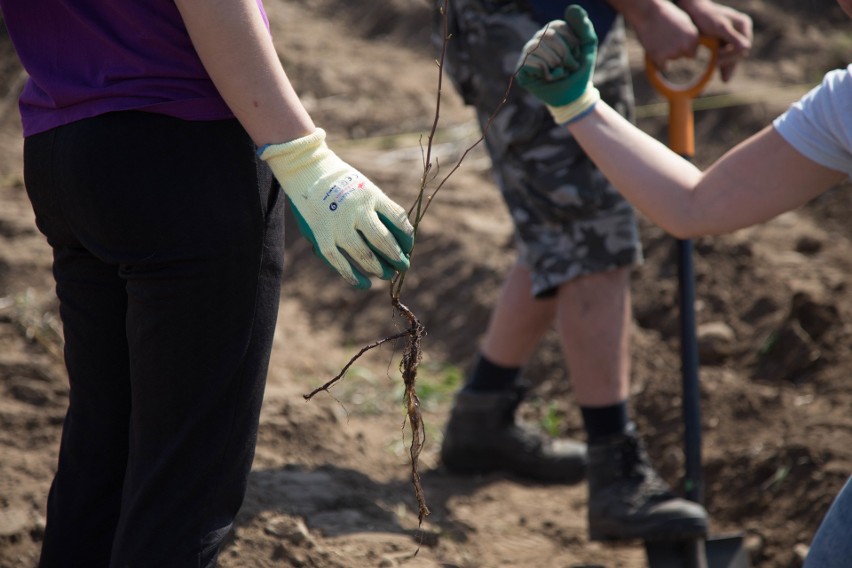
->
[762,462,791,493]
[540,401,564,438]
[758,330,778,356]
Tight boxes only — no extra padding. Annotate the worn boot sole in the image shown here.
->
[588,515,708,542]
[442,448,587,485]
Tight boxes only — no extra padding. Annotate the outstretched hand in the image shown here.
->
[261,129,415,289]
[515,5,601,125]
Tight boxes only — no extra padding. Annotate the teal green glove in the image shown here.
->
[260,129,415,289]
[516,5,601,124]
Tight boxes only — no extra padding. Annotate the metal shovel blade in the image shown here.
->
[645,534,750,568]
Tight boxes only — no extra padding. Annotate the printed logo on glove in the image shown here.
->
[324,174,366,212]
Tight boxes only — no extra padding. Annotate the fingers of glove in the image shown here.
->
[288,199,371,288]
[518,29,548,76]
[374,198,415,254]
[563,5,597,49]
[339,236,393,281]
[365,245,400,280]
[356,214,411,273]
[534,26,574,72]
[324,246,373,289]
[337,173,414,257]
[518,22,577,78]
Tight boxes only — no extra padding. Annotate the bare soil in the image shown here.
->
[1,1,850,567]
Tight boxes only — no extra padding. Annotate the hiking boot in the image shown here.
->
[440,387,587,484]
[587,428,708,541]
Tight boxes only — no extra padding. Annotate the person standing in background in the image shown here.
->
[514,4,850,564]
[435,0,751,541]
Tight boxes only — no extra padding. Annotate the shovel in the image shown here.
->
[642,38,750,568]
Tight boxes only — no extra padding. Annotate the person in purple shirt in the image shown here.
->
[0,1,414,566]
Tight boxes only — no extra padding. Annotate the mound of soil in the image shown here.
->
[0,1,849,567]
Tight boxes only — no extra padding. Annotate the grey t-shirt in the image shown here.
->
[773,64,852,178]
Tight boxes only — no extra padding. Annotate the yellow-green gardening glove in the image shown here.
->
[260,128,415,289]
[515,5,601,125]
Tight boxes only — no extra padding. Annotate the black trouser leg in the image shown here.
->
[25,112,284,567]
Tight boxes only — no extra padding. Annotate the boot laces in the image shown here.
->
[619,435,673,503]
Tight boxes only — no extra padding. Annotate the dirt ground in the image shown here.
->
[1,1,850,567]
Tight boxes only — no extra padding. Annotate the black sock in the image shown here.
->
[580,401,630,443]
[462,353,522,392]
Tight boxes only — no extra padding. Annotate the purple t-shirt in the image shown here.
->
[0,0,269,137]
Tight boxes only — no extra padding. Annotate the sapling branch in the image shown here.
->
[304,0,546,529]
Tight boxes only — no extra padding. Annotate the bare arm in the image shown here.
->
[570,102,847,238]
[173,0,415,289]
[173,0,315,146]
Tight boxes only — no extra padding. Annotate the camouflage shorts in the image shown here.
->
[436,0,643,296]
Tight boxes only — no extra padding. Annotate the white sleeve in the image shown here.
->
[772,65,852,178]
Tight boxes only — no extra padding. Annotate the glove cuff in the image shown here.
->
[259,128,348,199]
[258,127,326,161]
[546,86,600,125]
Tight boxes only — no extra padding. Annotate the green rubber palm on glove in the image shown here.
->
[260,128,415,289]
[516,5,601,124]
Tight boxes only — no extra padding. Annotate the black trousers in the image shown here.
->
[24,112,285,567]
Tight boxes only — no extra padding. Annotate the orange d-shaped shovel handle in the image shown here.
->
[645,36,719,157]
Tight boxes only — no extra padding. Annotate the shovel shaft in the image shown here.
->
[669,97,697,158]
[645,40,751,568]
[645,36,719,507]
[678,237,704,505]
